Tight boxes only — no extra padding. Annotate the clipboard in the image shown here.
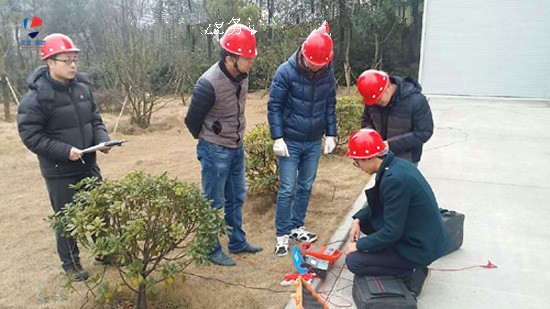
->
[81,140,128,154]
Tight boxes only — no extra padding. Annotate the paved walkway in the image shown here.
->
[287,96,550,309]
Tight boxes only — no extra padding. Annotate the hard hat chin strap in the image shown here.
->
[232,56,242,75]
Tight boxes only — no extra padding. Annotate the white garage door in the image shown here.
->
[418,0,550,99]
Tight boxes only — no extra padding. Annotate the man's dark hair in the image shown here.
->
[220,49,238,62]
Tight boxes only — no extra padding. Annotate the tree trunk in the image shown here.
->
[374,33,380,68]
[136,284,147,309]
[187,0,195,52]
[1,78,11,122]
[207,33,212,63]
[344,27,351,95]
[409,0,422,64]
[375,0,383,68]
[338,0,346,68]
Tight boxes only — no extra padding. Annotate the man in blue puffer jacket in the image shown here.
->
[267,22,337,256]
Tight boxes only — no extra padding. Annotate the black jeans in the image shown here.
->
[44,165,101,270]
[345,219,420,277]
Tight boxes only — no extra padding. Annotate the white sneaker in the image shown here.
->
[290,226,317,243]
[275,235,289,256]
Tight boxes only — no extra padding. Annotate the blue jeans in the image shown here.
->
[275,139,322,236]
[197,140,248,255]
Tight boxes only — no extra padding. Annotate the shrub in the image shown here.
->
[244,123,279,194]
[48,171,224,309]
[335,96,364,154]
[93,89,124,113]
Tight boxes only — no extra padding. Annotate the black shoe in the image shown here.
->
[403,266,430,297]
[65,263,89,281]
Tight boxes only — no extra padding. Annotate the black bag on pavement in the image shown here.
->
[352,275,417,309]
[440,208,465,255]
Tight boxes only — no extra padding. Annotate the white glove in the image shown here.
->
[273,138,290,157]
[324,136,336,154]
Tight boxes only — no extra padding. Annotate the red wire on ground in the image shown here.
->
[429,261,497,272]
[319,284,353,308]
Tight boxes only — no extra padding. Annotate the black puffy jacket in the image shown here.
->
[361,77,433,163]
[17,66,110,178]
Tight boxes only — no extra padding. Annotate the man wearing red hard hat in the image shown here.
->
[17,33,111,281]
[185,24,262,266]
[267,21,337,256]
[344,128,451,296]
[357,69,433,166]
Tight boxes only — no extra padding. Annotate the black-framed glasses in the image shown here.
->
[52,58,79,65]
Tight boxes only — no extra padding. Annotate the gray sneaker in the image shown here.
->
[208,250,236,266]
[65,263,89,281]
[290,226,317,243]
[94,254,123,266]
[275,235,289,256]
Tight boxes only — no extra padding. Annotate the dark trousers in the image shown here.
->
[345,219,420,277]
[44,165,101,270]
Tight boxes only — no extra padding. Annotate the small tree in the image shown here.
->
[244,123,279,194]
[48,171,224,309]
[335,96,364,153]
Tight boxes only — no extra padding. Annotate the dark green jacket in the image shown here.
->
[353,152,451,266]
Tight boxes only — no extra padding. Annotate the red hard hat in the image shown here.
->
[220,24,257,58]
[311,21,329,36]
[41,33,80,60]
[357,69,390,106]
[302,33,333,67]
[346,129,388,159]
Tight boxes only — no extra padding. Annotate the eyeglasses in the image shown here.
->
[52,58,79,65]
[353,160,360,168]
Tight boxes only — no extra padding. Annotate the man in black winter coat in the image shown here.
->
[357,69,433,166]
[17,33,110,281]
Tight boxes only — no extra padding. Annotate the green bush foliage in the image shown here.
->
[244,123,279,194]
[48,171,224,309]
[335,96,365,153]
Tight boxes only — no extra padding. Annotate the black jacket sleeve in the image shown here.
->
[185,78,215,139]
[325,71,337,137]
[387,94,434,152]
[361,105,374,129]
[17,93,72,162]
[89,89,110,144]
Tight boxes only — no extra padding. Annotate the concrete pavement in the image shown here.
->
[287,96,550,309]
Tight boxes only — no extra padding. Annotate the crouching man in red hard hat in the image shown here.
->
[344,128,451,296]
[357,70,433,166]
[185,24,262,266]
[17,34,111,281]
[267,22,337,256]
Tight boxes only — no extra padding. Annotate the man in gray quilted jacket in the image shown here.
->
[184,24,262,266]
